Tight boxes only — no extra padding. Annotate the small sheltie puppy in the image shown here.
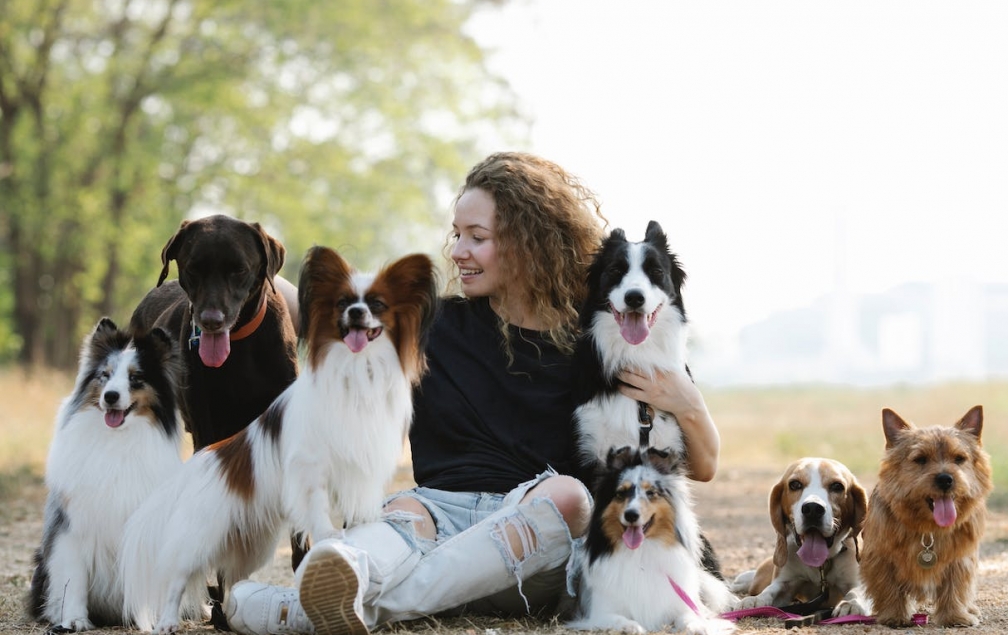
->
[27,318,190,631]
[119,247,438,633]
[860,406,992,627]
[568,447,737,635]
[573,220,689,479]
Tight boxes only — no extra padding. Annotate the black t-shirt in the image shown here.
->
[409,296,579,493]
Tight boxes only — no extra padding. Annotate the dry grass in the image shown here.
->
[2,368,1006,634]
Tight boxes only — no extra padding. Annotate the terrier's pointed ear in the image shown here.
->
[881,408,912,449]
[955,405,983,442]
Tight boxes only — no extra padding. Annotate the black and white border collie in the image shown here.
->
[119,247,438,633]
[573,220,689,478]
[28,318,192,632]
[568,447,737,635]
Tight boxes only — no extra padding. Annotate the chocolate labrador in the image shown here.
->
[130,214,299,450]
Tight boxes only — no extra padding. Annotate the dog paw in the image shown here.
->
[58,616,95,632]
[934,612,981,627]
[832,598,867,617]
[737,594,769,609]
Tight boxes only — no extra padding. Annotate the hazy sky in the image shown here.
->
[470,1,1008,341]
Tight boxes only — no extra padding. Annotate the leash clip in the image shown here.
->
[188,314,201,350]
[637,400,653,447]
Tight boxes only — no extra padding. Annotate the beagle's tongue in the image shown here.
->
[344,329,370,353]
[622,525,645,550]
[934,497,957,528]
[104,410,126,428]
[797,532,829,568]
[199,330,231,368]
[619,313,650,345]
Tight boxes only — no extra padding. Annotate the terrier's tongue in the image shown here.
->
[797,532,830,567]
[345,329,369,353]
[934,498,957,528]
[199,330,231,367]
[104,410,125,428]
[619,313,650,345]
[622,525,645,550]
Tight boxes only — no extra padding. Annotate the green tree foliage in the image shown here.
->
[0,0,523,368]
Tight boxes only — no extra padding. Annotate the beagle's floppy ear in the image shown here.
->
[845,478,869,562]
[769,478,790,568]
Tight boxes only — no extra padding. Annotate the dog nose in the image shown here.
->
[200,309,225,331]
[348,307,366,322]
[801,502,825,520]
[935,473,954,491]
[104,391,120,406]
[623,509,640,524]
[624,290,645,309]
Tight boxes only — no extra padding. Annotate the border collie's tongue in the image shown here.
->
[199,330,231,367]
[345,329,369,353]
[622,525,645,550]
[104,410,126,428]
[934,497,957,528]
[620,312,650,345]
[797,532,830,567]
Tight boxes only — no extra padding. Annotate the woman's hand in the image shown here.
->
[616,367,720,482]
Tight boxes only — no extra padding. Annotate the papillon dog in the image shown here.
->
[28,318,195,631]
[568,447,737,635]
[572,220,689,479]
[119,247,438,633]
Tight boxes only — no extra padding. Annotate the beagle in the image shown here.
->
[731,458,868,616]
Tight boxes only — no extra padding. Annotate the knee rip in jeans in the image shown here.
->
[383,509,438,554]
[489,497,566,610]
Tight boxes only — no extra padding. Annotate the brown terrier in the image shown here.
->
[860,406,992,627]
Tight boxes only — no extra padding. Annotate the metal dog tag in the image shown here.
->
[917,549,936,569]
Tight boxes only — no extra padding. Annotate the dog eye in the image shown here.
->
[914,455,927,466]
[646,489,658,500]
[954,455,967,465]
[368,298,388,313]
[335,298,351,311]
[788,479,803,491]
[829,482,845,493]
[129,373,144,390]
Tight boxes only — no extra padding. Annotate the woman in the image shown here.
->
[225,152,721,635]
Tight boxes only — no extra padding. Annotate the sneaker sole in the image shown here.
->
[300,548,369,635]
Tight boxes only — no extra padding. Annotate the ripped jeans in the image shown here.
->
[337,470,581,628]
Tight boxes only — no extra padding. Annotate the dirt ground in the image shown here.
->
[2,465,1006,635]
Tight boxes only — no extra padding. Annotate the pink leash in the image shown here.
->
[668,576,928,627]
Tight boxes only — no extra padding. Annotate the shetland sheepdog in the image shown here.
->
[27,318,194,631]
[572,220,689,478]
[567,447,737,635]
[119,247,438,633]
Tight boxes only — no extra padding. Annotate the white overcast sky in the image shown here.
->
[468,1,1008,340]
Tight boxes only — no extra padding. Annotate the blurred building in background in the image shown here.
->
[695,280,1008,386]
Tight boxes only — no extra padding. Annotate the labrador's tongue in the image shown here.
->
[622,525,645,550]
[619,313,650,345]
[345,329,369,353]
[104,410,125,428]
[797,532,830,567]
[199,330,231,367]
[934,497,957,528]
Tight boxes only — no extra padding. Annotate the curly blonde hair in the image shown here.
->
[444,152,607,357]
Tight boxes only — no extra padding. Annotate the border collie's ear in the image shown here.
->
[644,220,670,252]
[158,220,193,287]
[95,317,119,335]
[605,446,636,472]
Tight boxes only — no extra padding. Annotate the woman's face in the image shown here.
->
[451,187,503,300]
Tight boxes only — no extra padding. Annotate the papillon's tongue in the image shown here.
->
[199,330,231,367]
[934,497,957,528]
[622,525,645,550]
[104,410,125,428]
[345,329,369,353]
[619,312,650,345]
[797,532,830,567]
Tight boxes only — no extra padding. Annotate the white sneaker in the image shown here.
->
[225,580,315,635]
[299,541,369,635]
